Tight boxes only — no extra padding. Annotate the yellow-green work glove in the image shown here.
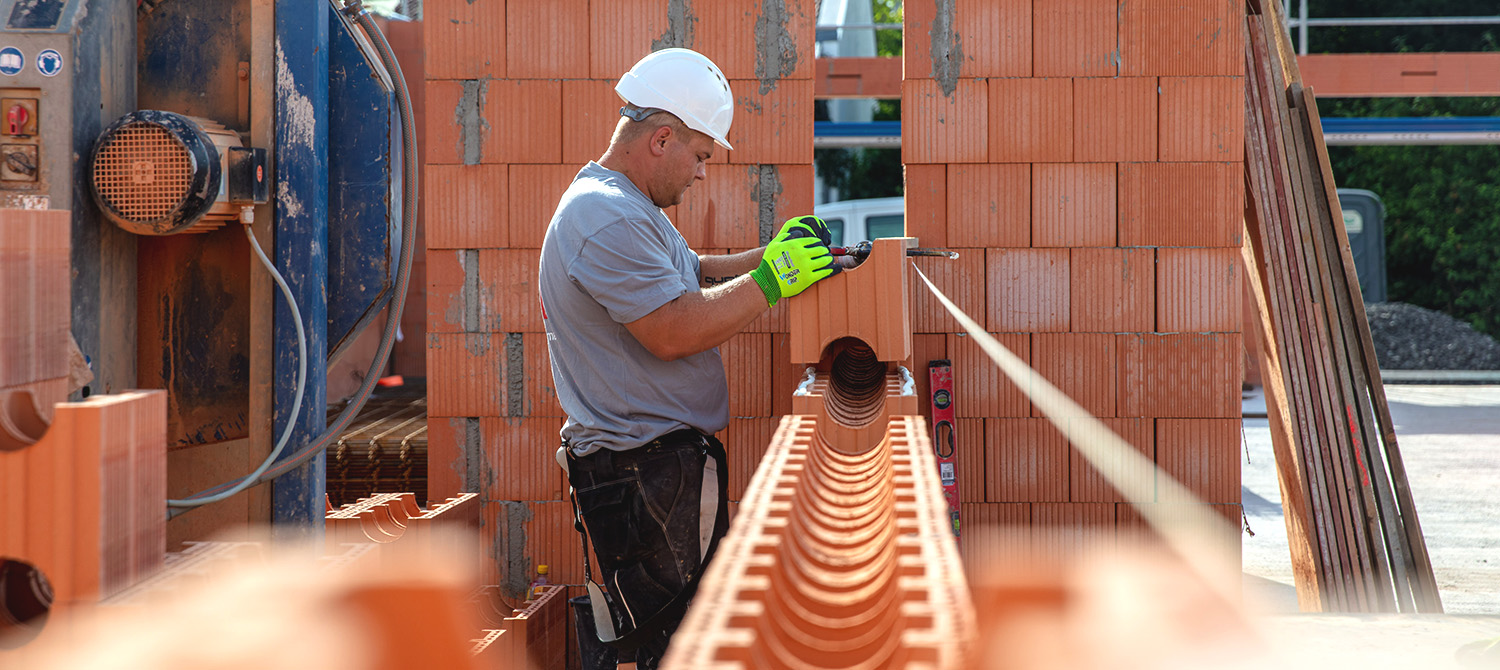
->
[749,230,841,307]
[773,215,834,247]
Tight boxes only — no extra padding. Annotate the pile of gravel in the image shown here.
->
[1366,302,1500,370]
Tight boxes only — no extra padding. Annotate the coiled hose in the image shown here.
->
[169,0,419,514]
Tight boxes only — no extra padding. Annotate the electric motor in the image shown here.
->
[89,110,246,235]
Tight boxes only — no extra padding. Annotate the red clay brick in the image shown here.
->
[956,0,1032,77]
[960,502,1031,571]
[507,501,585,587]
[1074,77,1158,162]
[903,333,951,425]
[424,80,467,165]
[562,79,622,165]
[676,164,762,249]
[1120,0,1244,76]
[957,418,987,503]
[1155,418,1241,504]
[508,165,579,249]
[910,250,986,334]
[1160,76,1245,162]
[1117,333,1243,418]
[949,332,1031,418]
[485,80,563,163]
[523,333,564,418]
[1118,162,1243,247]
[989,78,1073,163]
[720,417,776,501]
[903,79,989,164]
[428,334,504,416]
[743,292,788,333]
[773,164,816,233]
[987,248,1070,332]
[427,416,467,500]
[423,0,505,79]
[506,0,590,78]
[1156,248,1242,333]
[1070,248,1155,332]
[425,164,507,249]
[589,0,669,79]
[905,0,1030,78]
[986,418,1069,502]
[1070,417,1155,503]
[947,163,1030,247]
[729,79,813,165]
[902,0,938,79]
[1033,0,1118,77]
[1116,502,1243,565]
[1031,502,1117,562]
[426,249,469,334]
[484,250,545,332]
[485,418,568,501]
[770,333,796,417]
[1031,163,1116,247]
[903,164,947,247]
[1032,333,1117,418]
[722,333,773,418]
[695,0,814,81]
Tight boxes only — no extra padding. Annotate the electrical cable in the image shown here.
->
[166,225,307,508]
[168,0,419,510]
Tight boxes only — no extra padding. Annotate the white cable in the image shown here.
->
[167,225,307,507]
[910,262,1242,603]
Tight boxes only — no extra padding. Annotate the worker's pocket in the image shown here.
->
[574,477,647,565]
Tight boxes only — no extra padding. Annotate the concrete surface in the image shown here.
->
[1240,385,1500,614]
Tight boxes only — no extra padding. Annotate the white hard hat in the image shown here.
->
[616,48,735,151]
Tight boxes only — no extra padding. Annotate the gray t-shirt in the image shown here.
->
[538,162,729,456]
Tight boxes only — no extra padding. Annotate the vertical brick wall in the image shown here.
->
[903,0,1245,562]
[423,0,815,598]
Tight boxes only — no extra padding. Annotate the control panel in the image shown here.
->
[0,89,40,182]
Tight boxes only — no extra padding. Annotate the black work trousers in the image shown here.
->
[567,429,730,669]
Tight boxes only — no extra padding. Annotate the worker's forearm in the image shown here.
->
[699,248,765,288]
[625,275,769,361]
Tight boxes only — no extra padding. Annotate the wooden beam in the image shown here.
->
[815,57,901,99]
[1298,53,1500,97]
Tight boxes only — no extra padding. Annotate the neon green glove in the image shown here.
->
[748,230,841,307]
[773,215,834,246]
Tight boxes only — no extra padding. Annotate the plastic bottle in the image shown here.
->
[528,564,550,600]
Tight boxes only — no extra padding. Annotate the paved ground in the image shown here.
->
[1240,384,1500,614]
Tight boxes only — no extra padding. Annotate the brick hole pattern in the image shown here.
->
[902,0,1246,560]
[663,409,972,669]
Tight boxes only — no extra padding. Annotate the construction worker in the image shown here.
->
[538,48,843,670]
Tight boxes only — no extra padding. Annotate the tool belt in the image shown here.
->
[556,429,729,655]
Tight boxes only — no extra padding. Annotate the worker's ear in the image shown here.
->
[648,125,673,157]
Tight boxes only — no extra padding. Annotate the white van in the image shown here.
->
[812,196,905,247]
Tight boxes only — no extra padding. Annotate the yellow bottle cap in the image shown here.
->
[537,564,549,575]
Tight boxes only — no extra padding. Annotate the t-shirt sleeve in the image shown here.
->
[568,218,691,324]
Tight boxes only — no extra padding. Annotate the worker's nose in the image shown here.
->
[695,162,707,181]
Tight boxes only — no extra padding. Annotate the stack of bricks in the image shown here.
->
[422,0,817,616]
[902,0,1245,564]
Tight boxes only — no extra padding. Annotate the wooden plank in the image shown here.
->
[1244,16,1341,610]
[1285,86,1391,611]
[1299,86,1444,614]
[1250,13,1358,610]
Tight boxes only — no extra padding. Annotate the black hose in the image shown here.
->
[172,2,419,508]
